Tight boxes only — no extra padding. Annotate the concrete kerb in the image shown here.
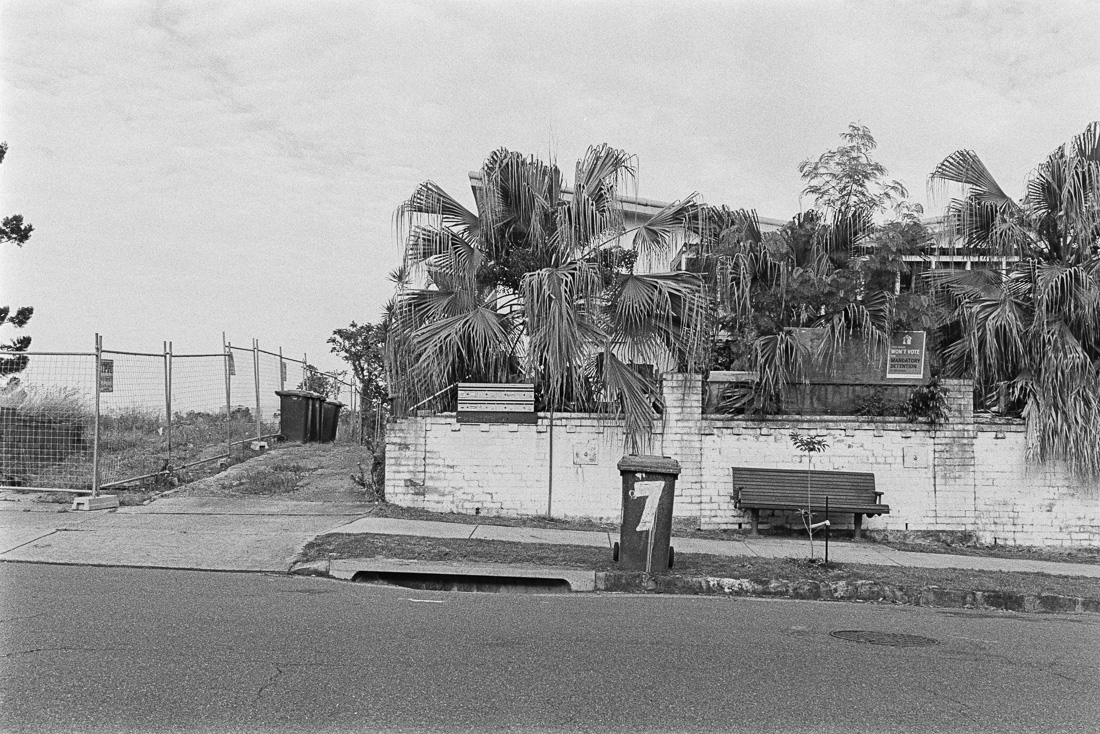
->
[287,559,1100,614]
[596,572,1100,614]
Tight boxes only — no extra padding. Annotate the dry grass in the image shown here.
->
[299,532,1100,600]
[358,503,1100,565]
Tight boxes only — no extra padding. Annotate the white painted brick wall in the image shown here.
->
[384,376,1100,547]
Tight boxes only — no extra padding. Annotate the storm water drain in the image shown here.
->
[830,630,939,647]
[351,571,572,594]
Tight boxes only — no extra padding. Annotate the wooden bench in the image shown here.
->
[731,467,889,540]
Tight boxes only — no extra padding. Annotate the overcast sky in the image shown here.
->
[2,0,1098,375]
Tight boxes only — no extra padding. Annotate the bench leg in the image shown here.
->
[750,509,760,536]
[853,514,863,541]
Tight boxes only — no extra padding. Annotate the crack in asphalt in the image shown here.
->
[923,684,980,723]
[0,611,49,625]
[0,646,104,659]
[255,664,285,701]
[253,662,345,702]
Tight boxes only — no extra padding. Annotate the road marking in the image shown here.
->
[406,598,445,604]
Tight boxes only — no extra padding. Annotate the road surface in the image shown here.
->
[2,563,1096,733]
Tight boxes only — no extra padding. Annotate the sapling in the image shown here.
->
[789,431,829,561]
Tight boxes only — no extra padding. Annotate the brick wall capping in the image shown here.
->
[975,415,1026,429]
[703,414,938,431]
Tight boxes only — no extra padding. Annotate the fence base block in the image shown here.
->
[72,495,120,511]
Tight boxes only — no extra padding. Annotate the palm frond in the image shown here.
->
[632,197,703,258]
[607,271,708,368]
[598,349,660,449]
[813,291,890,374]
[575,144,636,210]
[931,150,1018,210]
[521,262,605,410]
[397,181,480,235]
[749,330,807,414]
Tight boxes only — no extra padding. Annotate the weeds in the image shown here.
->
[234,461,309,495]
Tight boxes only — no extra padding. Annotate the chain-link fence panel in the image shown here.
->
[169,353,233,477]
[256,348,284,438]
[97,351,170,488]
[0,352,97,491]
[225,345,257,450]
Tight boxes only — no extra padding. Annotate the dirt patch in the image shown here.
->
[165,442,379,503]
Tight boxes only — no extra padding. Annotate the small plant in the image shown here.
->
[904,377,949,424]
[235,462,307,495]
[789,431,830,561]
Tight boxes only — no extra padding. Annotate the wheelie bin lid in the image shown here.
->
[323,399,345,407]
[275,390,323,399]
[617,454,681,475]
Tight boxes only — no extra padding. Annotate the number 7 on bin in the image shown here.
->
[630,480,665,532]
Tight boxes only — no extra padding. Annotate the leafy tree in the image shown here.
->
[329,319,389,447]
[1,142,34,378]
[389,145,707,444]
[929,121,1100,475]
[297,366,340,399]
[328,320,388,405]
[799,123,911,221]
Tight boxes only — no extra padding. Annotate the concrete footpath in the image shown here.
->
[0,497,370,572]
[3,495,1099,577]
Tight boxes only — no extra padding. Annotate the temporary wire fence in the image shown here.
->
[0,334,374,497]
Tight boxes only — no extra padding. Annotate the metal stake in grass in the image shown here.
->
[789,431,829,561]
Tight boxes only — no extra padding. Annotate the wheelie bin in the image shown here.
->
[613,455,680,572]
[320,399,344,443]
[275,390,322,442]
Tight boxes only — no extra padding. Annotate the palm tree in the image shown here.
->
[929,122,1100,475]
[388,145,708,444]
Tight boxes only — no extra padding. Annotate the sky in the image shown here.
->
[1,0,1098,377]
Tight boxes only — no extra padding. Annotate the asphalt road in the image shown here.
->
[1,563,1097,734]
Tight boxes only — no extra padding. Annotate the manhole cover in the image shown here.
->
[830,630,938,647]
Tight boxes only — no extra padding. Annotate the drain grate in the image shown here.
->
[830,630,938,647]
[351,570,572,594]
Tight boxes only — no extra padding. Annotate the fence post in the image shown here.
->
[252,338,261,441]
[302,353,308,387]
[92,333,102,498]
[223,333,232,462]
[164,340,173,460]
[352,376,360,444]
[278,346,285,391]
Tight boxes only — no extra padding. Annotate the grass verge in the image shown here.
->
[299,532,1100,600]
[358,503,1100,565]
